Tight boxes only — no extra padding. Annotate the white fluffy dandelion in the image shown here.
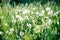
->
[24,15,29,20]
[57,21,59,25]
[46,19,52,25]
[0,31,3,35]
[9,28,14,32]
[41,10,45,14]
[16,15,20,19]
[27,23,32,28]
[36,12,40,17]
[46,7,51,12]
[39,10,45,16]
[20,31,24,36]
[8,28,14,35]
[16,15,23,21]
[48,10,53,15]
[22,9,30,14]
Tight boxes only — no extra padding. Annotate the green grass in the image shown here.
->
[0,2,60,40]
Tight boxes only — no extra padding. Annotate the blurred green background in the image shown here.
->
[0,0,60,40]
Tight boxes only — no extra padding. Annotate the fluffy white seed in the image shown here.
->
[22,9,30,14]
[41,10,45,14]
[20,31,24,36]
[24,15,29,20]
[27,23,32,28]
[9,28,14,32]
[0,31,3,35]
[46,7,51,12]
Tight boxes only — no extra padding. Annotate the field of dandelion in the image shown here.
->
[0,2,60,40]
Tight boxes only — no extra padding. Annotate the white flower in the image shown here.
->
[9,28,14,32]
[46,19,52,25]
[22,9,30,14]
[36,12,39,17]
[48,10,53,15]
[8,28,14,35]
[41,10,45,14]
[39,10,45,16]
[24,15,29,20]
[39,13,44,16]
[27,23,32,28]
[16,15,23,21]
[20,31,24,36]
[36,12,39,15]
[46,7,51,12]
[0,31,3,35]
[57,21,59,25]
[16,15,20,18]
[19,17,23,21]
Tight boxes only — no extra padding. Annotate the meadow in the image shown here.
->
[0,2,60,40]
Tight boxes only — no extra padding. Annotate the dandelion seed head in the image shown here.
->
[36,12,39,15]
[48,10,53,15]
[46,19,52,25]
[36,12,39,17]
[0,31,3,35]
[16,15,23,21]
[16,15,20,18]
[57,21,59,25]
[46,7,51,12]
[22,9,30,14]
[41,10,45,14]
[39,13,44,16]
[27,23,32,28]
[9,28,14,32]
[20,31,24,36]
[8,28,14,35]
[24,15,29,20]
